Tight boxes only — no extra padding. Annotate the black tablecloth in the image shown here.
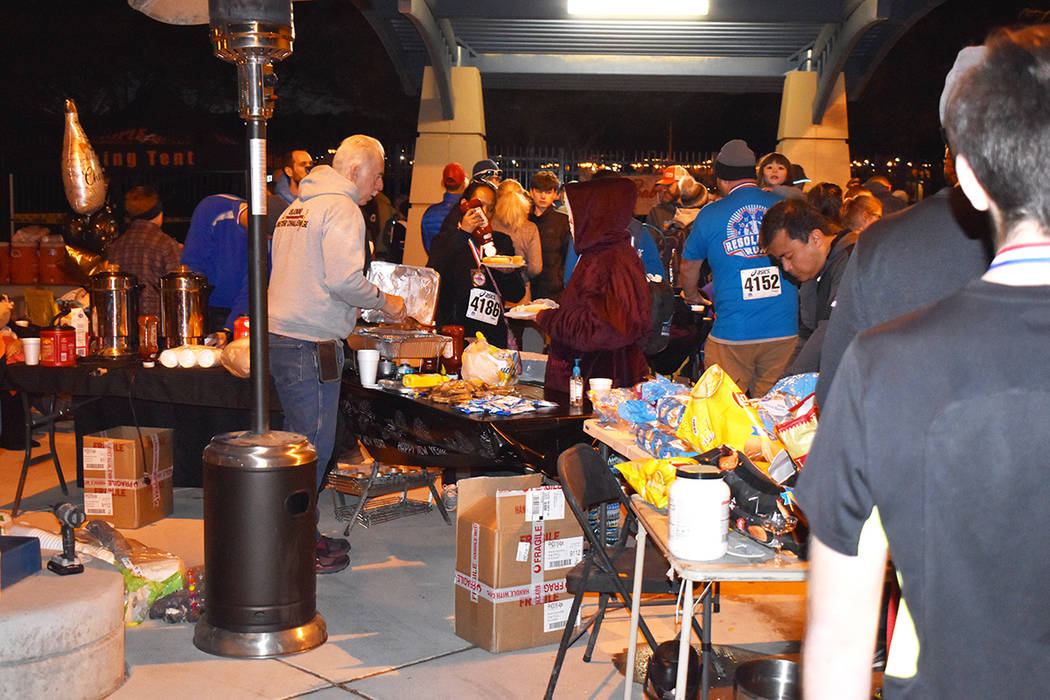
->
[339,379,591,476]
[4,359,591,486]
[4,360,283,487]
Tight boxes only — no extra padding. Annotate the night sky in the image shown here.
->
[2,0,1047,172]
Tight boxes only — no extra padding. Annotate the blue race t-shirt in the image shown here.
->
[682,183,797,342]
[182,194,249,329]
[421,192,461,252]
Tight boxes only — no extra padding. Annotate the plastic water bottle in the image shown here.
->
[569,359,583,407]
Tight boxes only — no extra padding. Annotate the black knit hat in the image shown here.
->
[714,139,757,181]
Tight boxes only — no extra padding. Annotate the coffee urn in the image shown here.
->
[88,264,139,358]
[159,265,209,348]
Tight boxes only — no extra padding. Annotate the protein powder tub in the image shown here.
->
[667,464,730,561]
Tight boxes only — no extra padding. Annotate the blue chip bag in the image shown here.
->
[618,399,658,425]
[638,375,688,404]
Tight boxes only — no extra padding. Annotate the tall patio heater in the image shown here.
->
[188,0,327,658]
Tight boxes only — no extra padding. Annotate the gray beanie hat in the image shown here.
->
[939,46,987,127]
[714,139,757,181]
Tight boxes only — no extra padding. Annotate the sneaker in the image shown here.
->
[317,534,351,557]
[442,484,458,512]
[316,552,350,574]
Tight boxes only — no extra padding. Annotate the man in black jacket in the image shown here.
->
[528,170,571,301]
[759,198,858,375]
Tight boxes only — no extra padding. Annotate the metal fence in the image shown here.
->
[487,146,718,185]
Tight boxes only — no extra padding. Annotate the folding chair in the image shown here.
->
[544,443,700,699]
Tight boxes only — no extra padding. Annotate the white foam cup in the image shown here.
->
[589,377,612,395]
[22,337,40,365]
[357,348,380,387]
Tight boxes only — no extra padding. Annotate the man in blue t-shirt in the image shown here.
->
[182,194,249,333]
[680,139,798,396]
[420,162,466,253]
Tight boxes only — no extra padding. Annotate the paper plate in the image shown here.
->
[483,261,525,270]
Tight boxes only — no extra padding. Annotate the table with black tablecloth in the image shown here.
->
[4,360,282,487]
[339,379,591,477]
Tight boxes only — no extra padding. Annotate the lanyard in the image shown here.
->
[987,242,1050,271]
[467,239,520,352]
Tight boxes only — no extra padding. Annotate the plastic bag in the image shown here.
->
[615,457,697,509]
[752,373,818,436]
[82,519,185,625]
[590,386,639,429]
[638,374,688,403]
[675,364,784,467]
[656,394,689,430]
[618,399,657,425]
[637,423,700,459]
[460,332,518,386]
[220,336,251,378]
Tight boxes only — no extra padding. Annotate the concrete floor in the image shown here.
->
[1,428,808,699]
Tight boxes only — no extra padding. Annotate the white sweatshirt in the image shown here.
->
[268,165,385,341]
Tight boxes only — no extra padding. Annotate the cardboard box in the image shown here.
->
[0,535,42,595]
[454,474,585,653]
[82,427,174,529]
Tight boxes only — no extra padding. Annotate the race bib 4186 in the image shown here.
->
[466,287,501,325]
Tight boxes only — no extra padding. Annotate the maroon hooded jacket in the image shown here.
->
[536,177,651,394]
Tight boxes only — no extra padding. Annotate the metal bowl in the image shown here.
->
[734,658,799,700]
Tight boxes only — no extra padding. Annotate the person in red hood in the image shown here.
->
[536,177,651,394]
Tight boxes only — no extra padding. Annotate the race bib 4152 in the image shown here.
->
[740,266,782,300]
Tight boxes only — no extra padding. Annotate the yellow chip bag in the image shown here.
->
[675,364,784,464]
[614,457,697,509]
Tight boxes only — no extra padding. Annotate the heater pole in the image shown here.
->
[246,113,270,433]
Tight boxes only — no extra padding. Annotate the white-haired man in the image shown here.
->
[269,134,406,574]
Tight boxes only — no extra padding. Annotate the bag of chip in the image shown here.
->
[774,393,818,468]
[675,364,784,467]
[614,456,697,509]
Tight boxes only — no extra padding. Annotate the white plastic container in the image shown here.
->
[667,464,730,561]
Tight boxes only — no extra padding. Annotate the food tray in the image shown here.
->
[347,328,451,359]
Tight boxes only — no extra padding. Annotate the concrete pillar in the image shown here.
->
[776,71,851,190]
[403,66,488,267]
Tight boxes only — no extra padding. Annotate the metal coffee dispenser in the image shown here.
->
[159,265,209,348]
[89,263,139,358]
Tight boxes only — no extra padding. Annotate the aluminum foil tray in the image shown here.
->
[347,327,451,359]
[361,262,440,326]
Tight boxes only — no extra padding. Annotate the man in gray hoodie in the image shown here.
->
[269,134,406,573]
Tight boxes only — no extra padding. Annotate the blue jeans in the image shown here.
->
[268,333,344,491]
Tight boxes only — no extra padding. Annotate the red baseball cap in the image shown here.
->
[442,162,466,188]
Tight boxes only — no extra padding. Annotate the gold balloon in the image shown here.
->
[62,98,107,215]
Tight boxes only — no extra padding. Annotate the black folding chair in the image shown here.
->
[544,443,700,699]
